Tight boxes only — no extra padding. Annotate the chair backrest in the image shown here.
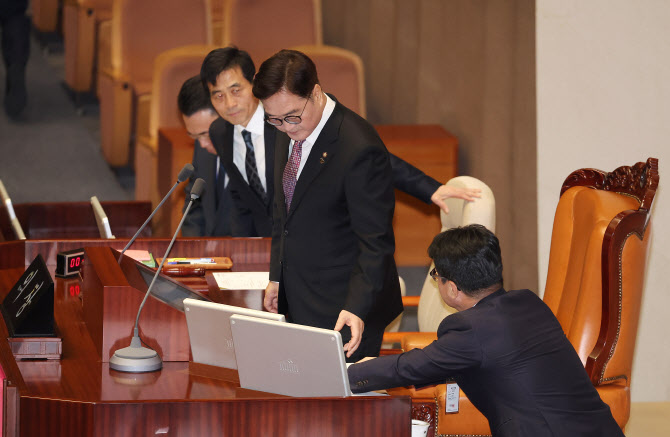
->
[291,45,366,118]
[111,0,212,85]
[149,45,218,138]
[223,0,322,65]
[543,158,658,386]
[417,176,496,332]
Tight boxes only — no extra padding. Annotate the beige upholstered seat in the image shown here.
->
[63,0,114,94]
[290,45,366,118]
[222,0,322,66]
[98,0,211,166]
[134,45,217,218]
[31,0,60,33]
[383,176,495,344]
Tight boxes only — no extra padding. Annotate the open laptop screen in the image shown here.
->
[183,299,285,369]
[230,314,353,397]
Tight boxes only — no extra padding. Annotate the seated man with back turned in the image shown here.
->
[348,224,624,437]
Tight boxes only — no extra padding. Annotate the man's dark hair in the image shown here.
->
[428,224,503,296]
[200,46,255,88]
[177,75,216,117]
[252,49,319,100]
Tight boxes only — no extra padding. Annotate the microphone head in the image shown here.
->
[177,163,195,183]
[190,178,206,200]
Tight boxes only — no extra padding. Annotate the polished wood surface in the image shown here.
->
[0,239,412,437]
[0,201,152,241]
[156,124,458,265]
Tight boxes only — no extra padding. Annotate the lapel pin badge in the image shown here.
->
[320,152,328,164]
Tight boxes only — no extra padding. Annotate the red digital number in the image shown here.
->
[69,284,80,297]
[69,256,82,269]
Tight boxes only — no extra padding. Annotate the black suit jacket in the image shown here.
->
[181,141,234,237]
[269,100,403,357]
[209,117,276,237]
[348,289,624,437]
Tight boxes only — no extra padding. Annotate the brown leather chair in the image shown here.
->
[391,158,659,436]
[134,45,216,217]
[290,44,365,118]
[222,0,322,65]
[62,0,114,94]
[98,0,211,166]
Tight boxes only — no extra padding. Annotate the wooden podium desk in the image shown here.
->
[157,125,458,266]
[0,238,412,437]
[0,201,152,241]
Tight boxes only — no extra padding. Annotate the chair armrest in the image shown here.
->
[402,295,420,307]
[382,331,437,349]
[402,332,437,350]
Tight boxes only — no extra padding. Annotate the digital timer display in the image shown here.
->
[55,248,85,278]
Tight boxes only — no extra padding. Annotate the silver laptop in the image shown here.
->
[230,314,384,397]
[183,299,285,369]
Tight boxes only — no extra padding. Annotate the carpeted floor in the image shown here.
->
[0,37,132,204]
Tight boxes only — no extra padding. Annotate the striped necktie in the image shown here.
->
[241,129,266,202]
[282,140,304,211]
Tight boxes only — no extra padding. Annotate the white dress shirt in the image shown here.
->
[290,93,336,180]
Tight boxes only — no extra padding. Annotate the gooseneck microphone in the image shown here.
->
[117,163,194,264]
[109,178,206,373]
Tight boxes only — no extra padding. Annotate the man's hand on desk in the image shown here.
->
[334,310,364,358]
[430,185,482,214]
[263,282,279,313]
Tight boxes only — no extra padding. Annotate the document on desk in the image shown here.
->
[213,272,270,290]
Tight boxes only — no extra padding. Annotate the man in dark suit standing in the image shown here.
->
[200,47,481,238]
[177,76,234,237]
[200,48,277,237]
[348,224,624,437]
[254,50,403,361]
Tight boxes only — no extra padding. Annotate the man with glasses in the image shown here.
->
[348,224,624,437]
[253,49,404,361]
[200,47,480,238]
[177,76,234,237]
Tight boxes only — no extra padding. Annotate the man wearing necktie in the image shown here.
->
[200,47,480,238]
[254,50,403,361]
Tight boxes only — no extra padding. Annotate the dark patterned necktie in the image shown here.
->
[241,130,266,202]
[282,140,304,211]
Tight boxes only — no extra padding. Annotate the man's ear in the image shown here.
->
[445,280,459,299]
[312,83,322,98]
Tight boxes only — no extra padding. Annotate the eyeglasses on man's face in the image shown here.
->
[264,97,309,126]
[430,268,446,282]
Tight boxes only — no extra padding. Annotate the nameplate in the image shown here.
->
[0,254,57,337]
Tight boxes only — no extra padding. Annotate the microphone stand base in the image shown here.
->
[109,341,163,373]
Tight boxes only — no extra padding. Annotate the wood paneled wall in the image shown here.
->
[321,0,538,290]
